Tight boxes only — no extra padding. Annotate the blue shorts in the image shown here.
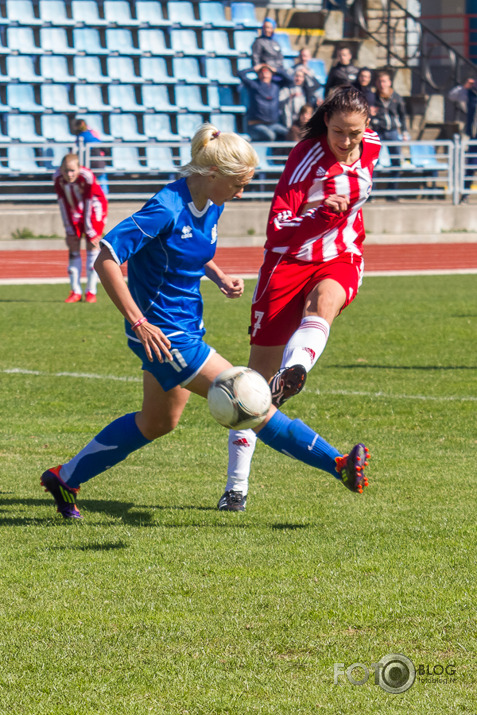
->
[128,332,215,392]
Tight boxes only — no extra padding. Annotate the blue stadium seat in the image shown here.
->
[138,29,174,56]
[167,1,203,27]
[140,57,176,84]
[307,59,327,85]
[274,32,298,58]
[7,28,43,54]
[7,56,39,82]
[141,85,178,112]
[170,29,207,56]
[40,56,73,83]
[106,29,141,55]
[40,28,76,55]
[109,114,145,141]
[209,113,237,133]
[179,144,192,165]
[107,56,139,83]
[230,3,262,28]
[375,144,391,170]
[7,114,45,142]
[7,85,43,112]
[39,0,76,26]
[199,2,235,28]
[74,56,110,83]
[204,57,240,84]
[6,0,42,26]
[104,1,140,26]
[143,114,177,140]
[173,57,208,84]
[71,1,109,26]
[39,144,70,171]
[233,29,259,55]
[8,146,45,173]
[75,85,113,112]
[175,85,211,112]
[409,143,444,170]
[177,113,204,139]
[136,1,172,27]
[108,85,143,112]
[254,145,285,173]
[203,30,240,57]
[41,114,76,142]
[73,29,108,55]
[111,146,143,172]
[145,145,176,172]
[207,86,246,113]
[41,84,78,112]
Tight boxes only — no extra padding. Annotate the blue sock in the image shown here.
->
[60,412,151,488]
[257,410,341,478]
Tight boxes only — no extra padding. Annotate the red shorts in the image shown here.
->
[250,250,363,346]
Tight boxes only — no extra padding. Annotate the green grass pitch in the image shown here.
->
[0,275,475,714]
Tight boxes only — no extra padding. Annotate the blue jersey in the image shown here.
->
[101,178,223,341]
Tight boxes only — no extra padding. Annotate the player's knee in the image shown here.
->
[138,413,180,441]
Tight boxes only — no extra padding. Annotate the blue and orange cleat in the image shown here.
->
[335,444,370,494]
[40,465,83,519]
[64,291,82,303]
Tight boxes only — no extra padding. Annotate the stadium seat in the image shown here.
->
[41,84,78,112]
[7,85,43,112]
[179,144,192,165]
[140,57,176,84]
[71,1,108,26]
[39,0,76,26]
[177,113,204,139]
[75,85,113,112]
[375,144,392,170]
[7,56,39,82]
[107,57,140,83]
[254,145,285,173]
[138,29,174,56]
[108,85,144,112]
[141,85,178,112]
[409,143,444,170]
[109,114,145,141]
[199,2,234,28]
[230,3,262,28]
[39,144,69,171]
[167,1,203,27]
[7,28,43,54]
[6,0,42,26]
[7,114,45,142]
[73,28,108,55]
[143,114,177,140]
[307,59,327,86]
[173,57,208,84]
[203,30,240,57]
[145,145,176,172]
[8,146,44,173]
[106,29,141,55]
[233,29,259,55]
[41,114,76,142]
[40,56,73,83]
[111,146,143,172]
[170,29,207,56]
[74,56,109,84]
[104,1,140,26]
[136,1,171,27]
[40,28,76,55]
[209,113,237,133]
[274,32,298,58]
[175,85,211,112]
[204,57,240,84]
[207,86,246,113]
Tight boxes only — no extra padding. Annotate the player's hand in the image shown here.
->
[323,194,350,213]
[218,276,244,299]
[134,322,172,363]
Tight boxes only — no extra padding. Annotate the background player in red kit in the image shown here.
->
[219,85,379,511]
[54,153,108,303]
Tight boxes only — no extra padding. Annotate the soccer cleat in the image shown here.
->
[40,465,83,519]
[64,291,82,303]
[335,444,370,494]
[217,490,247,512]
[269,364,307,408]
[85,291,97,303]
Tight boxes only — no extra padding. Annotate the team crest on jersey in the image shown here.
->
[181,225,193,239]
[211,224,217,244]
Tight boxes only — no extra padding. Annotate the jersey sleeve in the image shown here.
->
[100,195,175,265]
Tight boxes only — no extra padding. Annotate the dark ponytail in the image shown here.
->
[304,85,369,140]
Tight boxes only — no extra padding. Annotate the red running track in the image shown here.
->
[1,244,477,280]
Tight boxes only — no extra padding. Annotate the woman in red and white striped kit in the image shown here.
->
[219,85,380,511]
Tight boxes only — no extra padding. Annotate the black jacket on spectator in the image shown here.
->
[371,91,408,135]
[238,68,293,124]
[251,35,284,70]
[324,63,359,96]
[353,80,375,108]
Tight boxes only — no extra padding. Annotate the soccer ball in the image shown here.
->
[208,366,272,430]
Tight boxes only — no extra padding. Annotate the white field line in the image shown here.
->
[2,368,475,402]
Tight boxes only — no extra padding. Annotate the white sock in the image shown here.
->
[225,428,257,496]
[68,253,82,294]
[281,316,330,372]
[86,249,100,294]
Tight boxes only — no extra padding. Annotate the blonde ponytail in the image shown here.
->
[179,123,258,178]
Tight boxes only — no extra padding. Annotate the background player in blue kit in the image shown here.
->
[40,124,369,520]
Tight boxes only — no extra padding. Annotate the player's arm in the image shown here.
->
[204,260,244,299]
[94,246,172,363]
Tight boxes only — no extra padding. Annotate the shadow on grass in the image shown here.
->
[331,364,476,371]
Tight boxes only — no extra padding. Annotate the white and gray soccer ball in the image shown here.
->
[207,367,272,430]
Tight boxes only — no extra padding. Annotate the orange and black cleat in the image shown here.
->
[336,444,370,494]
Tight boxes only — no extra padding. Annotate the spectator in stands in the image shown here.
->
[448,77,477,202]
[238,64,293,141]
[370,70,409,199]
[280,68,320,129]
[287,102,314,142]
[251,18,284,72]
[324,45,359,96]
[72,118,108,196]
[54,153,108,304]
[354,67,375,107]
[294,48,323,106]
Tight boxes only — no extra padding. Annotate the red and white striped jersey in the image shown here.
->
[265,128,381,263]
[54,167,107,239]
